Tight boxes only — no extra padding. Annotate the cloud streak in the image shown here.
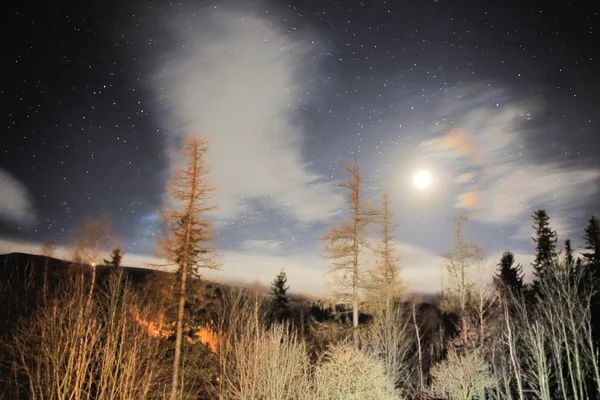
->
[150,4,342,224]
[419,86,600,238]
[0,168,35,224]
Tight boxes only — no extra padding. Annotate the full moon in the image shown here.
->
[413,171,432,189]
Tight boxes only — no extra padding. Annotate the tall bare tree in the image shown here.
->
[320,155,378,332]
[366,192,403,311]
[158,134,218,400]
[441,215,484,317]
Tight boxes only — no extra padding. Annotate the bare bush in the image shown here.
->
[5,269,170,399]
[359,305,417,395]
[427,347,496,400]
[213,286,310,400]
[313,343,403,400]
[226,323,311,400]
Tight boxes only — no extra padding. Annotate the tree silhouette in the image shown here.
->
[270,269,290,322]
[103,247,124,268]
[583,215,600,279]
[493,251,525,301]
[531,209,557,294]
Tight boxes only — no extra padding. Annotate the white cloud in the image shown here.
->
[395,242,445,294]
[476,165,600,235]
[150,5,342,224]
[0,168,35,223]
[239,239,284,253]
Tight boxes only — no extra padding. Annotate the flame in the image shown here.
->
[130,306,220,352]
[187,323,220,353]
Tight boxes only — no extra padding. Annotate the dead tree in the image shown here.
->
[320,155,378,335]
[157,134,218,400]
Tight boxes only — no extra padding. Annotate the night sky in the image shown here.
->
[2,0,599,293]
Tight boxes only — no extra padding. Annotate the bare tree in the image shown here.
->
[365,192,404,311]
[519,257,600,400]
[157,134,218,400]
[501,298,525,400]
[412,301,425,396]
[468,258,495,342]
[39,240,56,303]
[320,155,378,335]
[359,304,417,395]
[441,215,485,341]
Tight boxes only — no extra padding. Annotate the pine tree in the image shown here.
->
[582,215,600,278]
[158,134,218,400]
[531,209,557,293]
[104,247,124,268]
[320,155,378,333]
[493,251,525,300]
[564,239,575,271]
[270,269,290,322]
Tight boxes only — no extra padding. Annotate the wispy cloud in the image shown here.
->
[419,86,600,239]
[149,4,342,224]
[0,168,35,224]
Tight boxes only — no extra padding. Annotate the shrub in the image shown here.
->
[427,347,496,400]
[313,343,403,400]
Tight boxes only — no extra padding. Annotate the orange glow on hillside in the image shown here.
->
[130,306,220,353]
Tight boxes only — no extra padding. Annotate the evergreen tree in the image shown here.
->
[531,209,557,293]
[270,269,290,321]
[563,238,583,278]
[493,251,525,300]
[564,239,575,270]
[104,247,124,268]
[582,215,600,278]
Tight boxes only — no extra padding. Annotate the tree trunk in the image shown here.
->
[413,303,424,394]
[87,263,96,307]
[170,265,187,400]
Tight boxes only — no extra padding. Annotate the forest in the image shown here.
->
[1,134,599,400]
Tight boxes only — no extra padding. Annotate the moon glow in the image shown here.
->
[413,171,432,189]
